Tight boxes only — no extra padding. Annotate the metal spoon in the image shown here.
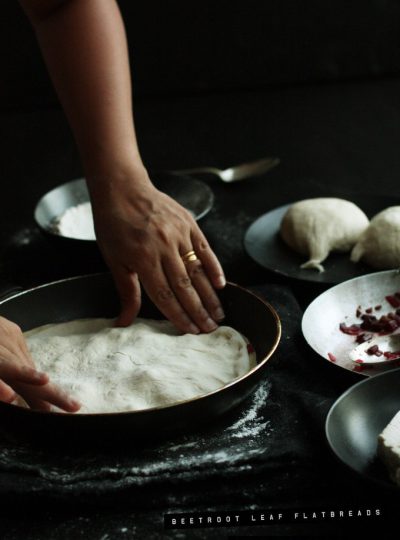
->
[349,333,400,366]
[169,157,280,183]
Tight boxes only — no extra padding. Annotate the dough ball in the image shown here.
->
[351,206,400,269]
[280,198,369,272]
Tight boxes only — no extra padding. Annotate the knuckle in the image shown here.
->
[188,262,204,278]
[197,239,210,252]
[156,226,171,245]
[175,276,193,290]
[156,287,175,303]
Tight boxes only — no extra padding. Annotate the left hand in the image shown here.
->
[0,316,81,412]
[89,166,226,334]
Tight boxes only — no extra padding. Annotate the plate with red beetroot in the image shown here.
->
[302,270,400,377]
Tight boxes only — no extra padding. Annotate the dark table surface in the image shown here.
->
[1,77,400,538]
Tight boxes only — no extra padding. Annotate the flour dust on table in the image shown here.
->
[23,318,254,413]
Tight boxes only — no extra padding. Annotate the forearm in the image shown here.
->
[20,0,145,185]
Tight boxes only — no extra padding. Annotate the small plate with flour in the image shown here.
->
[34,173,214,242]
[0,274,280,444]
[244,194,400,285]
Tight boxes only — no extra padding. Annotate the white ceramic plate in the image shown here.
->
[302,270,400,377]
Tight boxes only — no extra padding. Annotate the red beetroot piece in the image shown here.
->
[356,333,373,344]
[339,323,362,335]
[366,344,382,356]
[386,295,400,308]
[328,352,336,363]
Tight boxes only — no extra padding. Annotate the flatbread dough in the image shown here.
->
[351,206,400,269]
[280,198,369,272]
[24,318,253,414]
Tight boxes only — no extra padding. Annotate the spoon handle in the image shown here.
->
[168,166,222,177]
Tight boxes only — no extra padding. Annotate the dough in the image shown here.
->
[280,198,369,272]
[24,318,253,414]
[351,206,400,269]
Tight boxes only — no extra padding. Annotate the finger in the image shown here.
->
[38,383,81,413]
[25,397,53,412]
[16,334,38,368]
[163,254,219,333]
[14,382,81,413]
[191,229,226,289]
[111,268,142,327]
[140,263,201,334]
[0,359,49,386]
[15,367,49,385]
[0,322,38,373]
[0,380,17,403]
[184,257,225,323]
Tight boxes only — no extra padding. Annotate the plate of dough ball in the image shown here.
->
[244,195,400,284]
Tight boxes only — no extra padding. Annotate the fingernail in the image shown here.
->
[188,324,201,334]
[204,317,218,332]
[214,307,225,321]
[69,398,81,409]
[215,276,226,288]
[34,370,47,381]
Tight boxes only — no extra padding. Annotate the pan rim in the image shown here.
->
[0,274,281,418]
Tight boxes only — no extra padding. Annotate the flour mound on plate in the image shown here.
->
[24,318,253,414]
[351,206,400,269]
[280,198,369,272]
[51,202,95,240]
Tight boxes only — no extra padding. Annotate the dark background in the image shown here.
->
[2,0,400,108]
[1,0,400,289]
[1,1,400,539]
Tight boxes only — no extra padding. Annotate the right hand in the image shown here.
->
[90,165,226,333]
[0,317,80,413]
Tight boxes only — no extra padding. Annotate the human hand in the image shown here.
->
[90,166,226,334]
[0,317,81,412]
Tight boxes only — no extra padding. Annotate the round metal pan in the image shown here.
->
[0,274,281,445]
[326,367,400,490]
[34,173,214,243]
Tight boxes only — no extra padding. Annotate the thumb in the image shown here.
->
[112,268,142,327]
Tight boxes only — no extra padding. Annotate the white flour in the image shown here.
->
[52,202,96,240]
[51,201,195,240]
[24,318,254,414]
[0,380,271,485]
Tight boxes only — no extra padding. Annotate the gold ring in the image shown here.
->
[181,250,198,263]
